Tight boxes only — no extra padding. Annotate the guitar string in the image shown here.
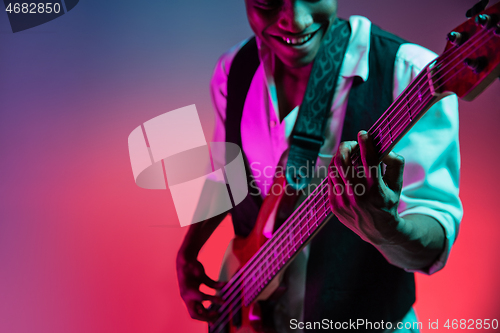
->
[243,25,498,305]
[241,183,329,296]
[218,168,334,297]
[210,182,330,331]
[213,42,490,332]
[219,31,464,304]
[303,26,494,169]
[369,27,494,146]
[351,26,495,164]
[245,23,492,294]
[218,26,494,303]
[211,27,497,331]
[215,180,329,314]
[217,180,330,313]
[217,179,325,298]
[213,28,497,330]
[373,28,496,156]
[217,198,331,333]
[373,23,494,137]
[243,186,331,301]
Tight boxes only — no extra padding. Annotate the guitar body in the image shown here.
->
[217,176,289,333]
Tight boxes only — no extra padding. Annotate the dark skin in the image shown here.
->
[274,60,311,120]
[177,0,446,322]
[329,131,445,270]
[176,213,227,322]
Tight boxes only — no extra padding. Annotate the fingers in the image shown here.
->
[333,141,357,185]
[382,151,405,194]
[357,130,380,181]
[329,141,357,208]
[202,292,224,305]
[188,301,220,322]
[177,259,225,322]
[184,290,223,322]
[202,274,225,290]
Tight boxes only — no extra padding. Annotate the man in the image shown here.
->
[176,0,462,331]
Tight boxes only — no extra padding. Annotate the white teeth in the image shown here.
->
[282,33,313,45]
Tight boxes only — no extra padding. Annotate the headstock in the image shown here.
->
[435,1,500,101]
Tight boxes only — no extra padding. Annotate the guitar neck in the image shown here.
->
[228,66,441,307]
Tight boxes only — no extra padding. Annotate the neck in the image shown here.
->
[275,57,313,82]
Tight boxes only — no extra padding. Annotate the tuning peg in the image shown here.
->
[447,31,463,45]
[475,14,491,27]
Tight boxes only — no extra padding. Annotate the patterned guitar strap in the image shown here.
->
[285,19,351,190]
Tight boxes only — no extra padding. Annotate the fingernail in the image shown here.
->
[359,130,367,137]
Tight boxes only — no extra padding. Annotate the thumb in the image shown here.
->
[382,151,404,194]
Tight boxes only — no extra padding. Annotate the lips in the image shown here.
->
[271,29,320,46]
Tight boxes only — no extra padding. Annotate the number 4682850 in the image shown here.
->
[5,3,61,14]
[444,319,498,330]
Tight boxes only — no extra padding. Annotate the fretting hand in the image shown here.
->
[328,130,407,247]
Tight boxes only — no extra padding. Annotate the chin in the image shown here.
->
[279,52,318,68]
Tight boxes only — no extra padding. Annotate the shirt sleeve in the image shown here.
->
[209,40,250,169]
[210,40,250,143]
[392,43,463,275]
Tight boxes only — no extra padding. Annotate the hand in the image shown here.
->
[328,130,406,246]
[176,254,225,322]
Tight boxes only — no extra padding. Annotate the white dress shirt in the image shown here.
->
[210,15,463,332]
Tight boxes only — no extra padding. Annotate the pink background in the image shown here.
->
[0,0,499,332]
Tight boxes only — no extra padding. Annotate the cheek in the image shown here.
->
[313,1,337,22]
[245,7,275,35]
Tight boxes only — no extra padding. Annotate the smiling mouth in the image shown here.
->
[272,29,320,46]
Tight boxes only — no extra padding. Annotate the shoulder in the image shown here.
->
[395,43,437,73]
[212,38,253,84]
[350,15,437,71]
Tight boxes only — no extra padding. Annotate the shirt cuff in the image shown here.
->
[399,206,456,275]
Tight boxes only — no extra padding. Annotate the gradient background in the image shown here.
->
[1,1,499,332]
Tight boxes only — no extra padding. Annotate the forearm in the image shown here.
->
[177,212,228,261]
[375,213,445,272]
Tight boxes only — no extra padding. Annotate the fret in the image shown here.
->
[289,226,297,252]
[278,247,284,265]
[417,83,423,103]
[307,204,313,235]
[297,217,304,243]
[293,222,301,246]
[301,224,308,243]
[314,202,320,226]
[272,249,277,274]
[405,93,413,121]
[276,236,283,265]
[386,117,394,144]
[285,233,291,259]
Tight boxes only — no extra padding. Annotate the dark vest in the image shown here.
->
[225,24,415,332]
